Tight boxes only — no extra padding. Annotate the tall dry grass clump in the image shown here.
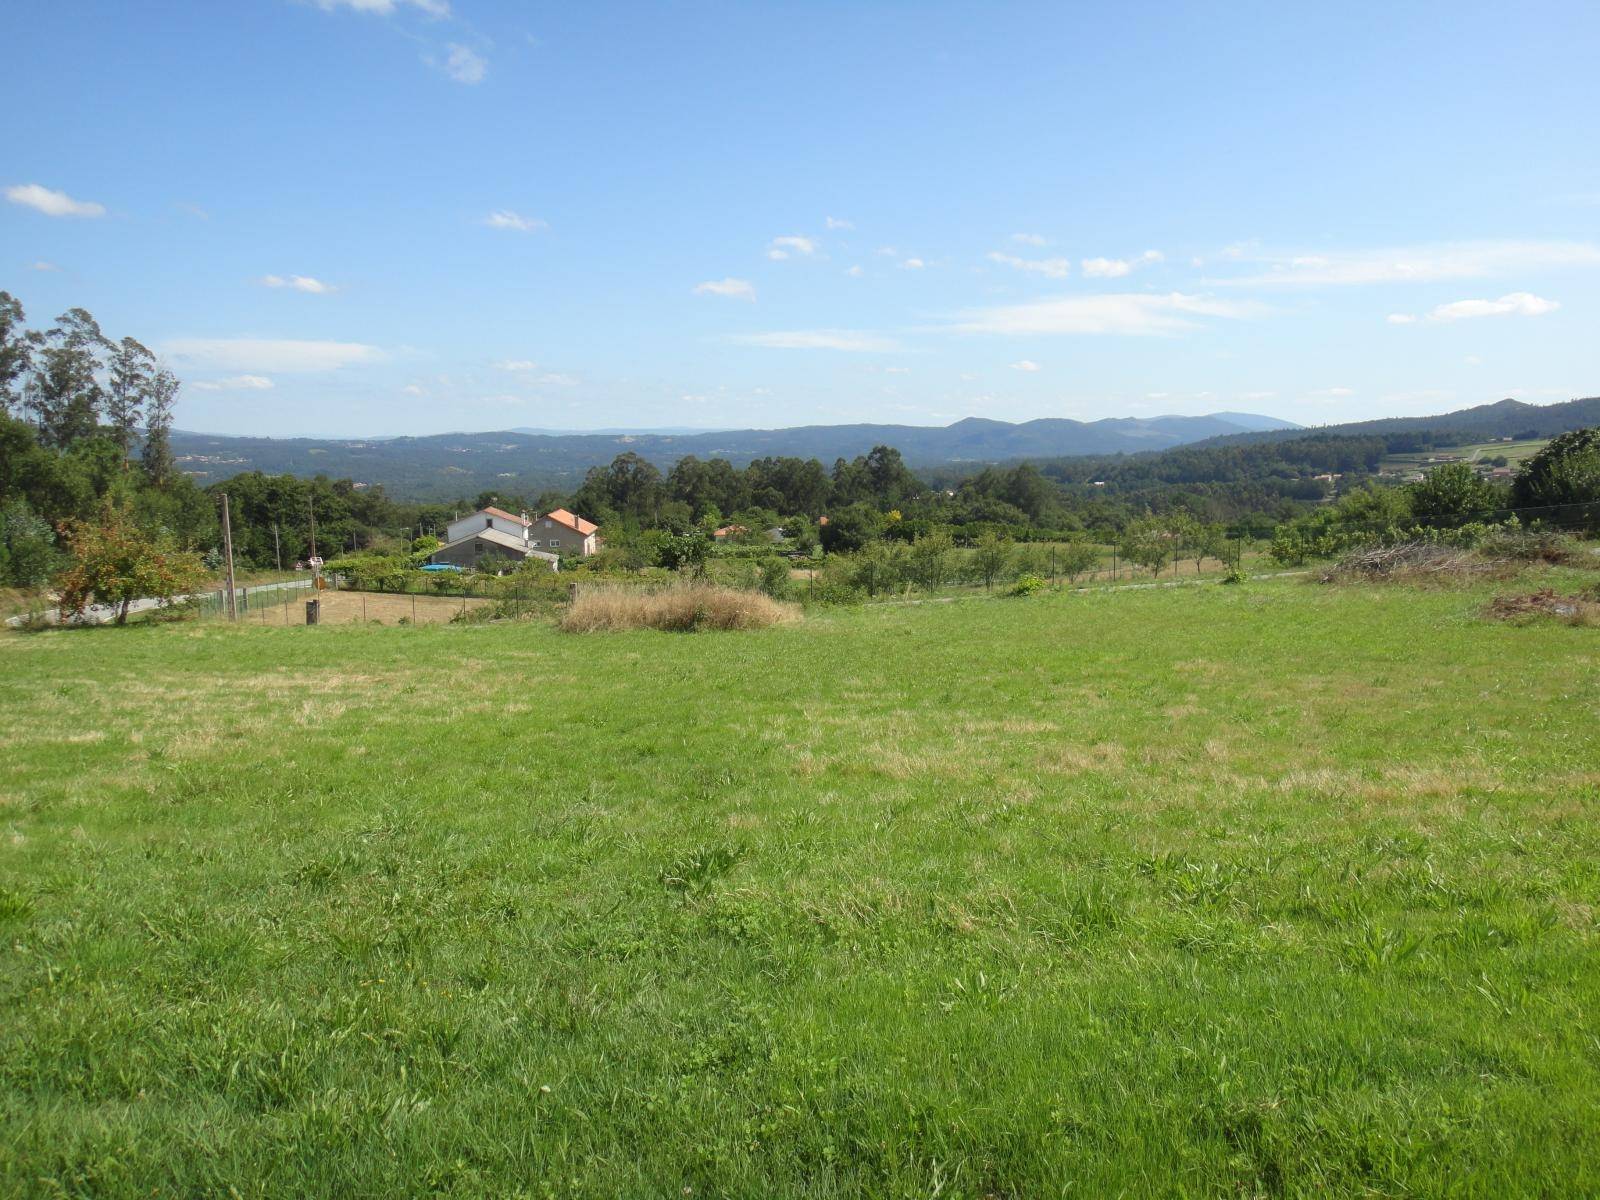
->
[560,583,800,632]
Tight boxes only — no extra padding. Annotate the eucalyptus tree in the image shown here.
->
[0,291,30,414]
[142,368,180,487]
[25,308,108,449]
[106,336,156,467]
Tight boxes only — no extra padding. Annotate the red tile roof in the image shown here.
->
[542,508,599,536]
[481,506,530,527]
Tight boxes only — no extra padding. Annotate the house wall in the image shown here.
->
[531,516,596,556]
[431,539,526,570]
[446,511,529,544]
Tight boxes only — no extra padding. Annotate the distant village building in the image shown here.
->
[426,505,599,571]
[713,524,748,542]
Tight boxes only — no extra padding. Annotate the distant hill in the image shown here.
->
[171,411,1299,499]
[1195,396,1600,449]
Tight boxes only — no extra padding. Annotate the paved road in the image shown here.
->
[6,577,314,627]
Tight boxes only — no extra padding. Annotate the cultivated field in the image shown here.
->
[2,572,1598,1196]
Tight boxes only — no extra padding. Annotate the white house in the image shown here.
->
[428,505,601,570]
[430,507,559,572]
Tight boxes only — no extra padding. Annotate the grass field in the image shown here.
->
[3,571,1599,1196]
[1380,437,1548,475]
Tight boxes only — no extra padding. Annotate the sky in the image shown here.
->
[3,0,1599,438]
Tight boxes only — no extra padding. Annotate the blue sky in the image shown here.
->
[4,0,1598,437]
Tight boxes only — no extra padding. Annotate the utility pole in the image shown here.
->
[273,522,282,572]
[220,493,238,621]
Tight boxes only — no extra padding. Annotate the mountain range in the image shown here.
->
[170,411,1300,499]
[168,397,1599,501]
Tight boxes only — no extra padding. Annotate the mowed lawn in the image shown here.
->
[2,577,1598,1197]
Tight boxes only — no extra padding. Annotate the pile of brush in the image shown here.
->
[1321,541,1490,584]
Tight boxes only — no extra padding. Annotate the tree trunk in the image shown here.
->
[117,597,131,625]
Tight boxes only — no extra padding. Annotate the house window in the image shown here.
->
[543,520,553,529]
[529,539,540,547]
[474,541,484,552]
[549,538,560,547]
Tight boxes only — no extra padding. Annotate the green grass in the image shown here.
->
[3,572,1599,1197]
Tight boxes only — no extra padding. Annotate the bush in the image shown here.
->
[756,556,792,600]
[560,583,800,632]
[1220,567,1248,585]
[1010,572,1047,596]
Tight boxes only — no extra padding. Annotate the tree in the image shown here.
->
[1408,462,1501,525]
[847,540,907,596]
[906,530,955,590]
[106,337,155,467]
[0,499,57,586]
[0,291,31,414]
[24,309,108,449]
[658,529,710,575]
[1182,520,1229,575]
[819,502,882,553]
[1512,428,1600,527]
[142,369,179,488]
[55,500,208,624]
[1056,540,1101,585]
[969,531,1015,591]
[1119,517,1173,576]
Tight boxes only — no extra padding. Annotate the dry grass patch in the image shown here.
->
[1486,588,1600,626]
[561,583,799,632]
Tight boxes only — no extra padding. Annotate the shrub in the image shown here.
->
[756,556,792,600]
[560,583,800,632]
[1221,567,1248,585]
[1010,572,1047,596]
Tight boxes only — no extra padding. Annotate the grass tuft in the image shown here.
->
[560,582,799,632]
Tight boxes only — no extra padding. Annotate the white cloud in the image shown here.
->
[1081,257,1131,279]
[496,360,539,371]
[884,366,911,375]
[312,0,450,15]
[190,375,275,392]
[731,329,902,352]
[948,292,1260,337]
[900,257,925,270]
[1310,387,1354,398]
[844,265,864,278]
[1386,313,1418,325]
[767,235,816,260]
[1010,360,1042,372]
[987,251,1071,279]
[1218,240,1600,285]
[28,261,59,272]
[165,338,385,372]
[1011,233,1048,246]
[484,209,546,232]
[1081,250,1163,278]
[438,43,485,83]
[1427,292,1559,321]
[693,277,756,301]
[5,183,106,218]
[825,216,854,230]
[261,274,336,294]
